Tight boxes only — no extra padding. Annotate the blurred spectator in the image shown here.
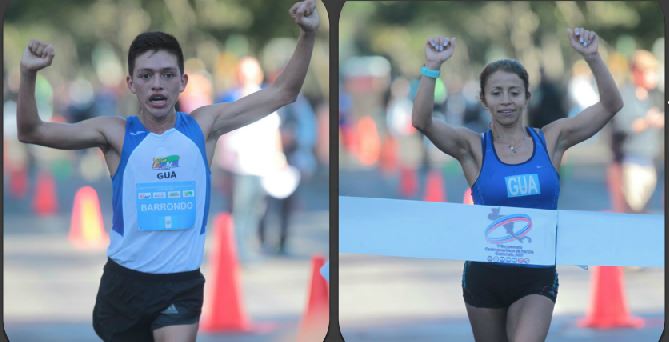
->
[179,58,213,113]
[529,66,567,128]
[385,77,421,170]
[567,60,598,118]
[315,102,329,166]
[386,77,414,138]
[258,87,316,254]
[65,77,95,123]
[460,79,488,133]
[215,56,286,263]
[611,50,664,213]
[92,85,119,117]
[339,84,354,153]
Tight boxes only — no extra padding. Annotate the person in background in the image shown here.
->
[529,66,567,129]
[258,89,317,254]
[611,50,664,214]
[215,56,288,264]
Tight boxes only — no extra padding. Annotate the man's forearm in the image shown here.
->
[17,70,42,142]
[273,30,316,101]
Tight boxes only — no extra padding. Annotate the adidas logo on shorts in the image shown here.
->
[160,304,179,315]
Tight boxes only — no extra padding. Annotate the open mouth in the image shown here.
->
[148,94,168,108]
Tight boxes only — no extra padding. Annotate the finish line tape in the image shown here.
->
[339,196,663,267]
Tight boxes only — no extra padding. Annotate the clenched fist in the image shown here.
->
[290,0,320,33]
[424,36,456,69]
[568,27,599,58]
[21,40,55,73]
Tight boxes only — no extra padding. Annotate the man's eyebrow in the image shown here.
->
[136,67,178,72]
[491,85,521,89]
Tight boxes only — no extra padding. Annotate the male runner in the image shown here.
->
[17,1,320,341]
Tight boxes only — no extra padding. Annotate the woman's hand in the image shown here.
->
[424,36,456,69]
[568,27,599,59]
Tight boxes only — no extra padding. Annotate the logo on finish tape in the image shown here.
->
[485,207,532,244]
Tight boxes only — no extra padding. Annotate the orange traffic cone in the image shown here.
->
[578,266,644,329]
[9,166,28,199]
[68,186,108,250]
[339,125,356,154]
[399,167,418,199]
[355,116,381,167]
[463,187,473,205]
[297,255,329,342]
[379,136,399,175]
[423,169,446,202]
[201,213,251,332]
[33,170,57,216]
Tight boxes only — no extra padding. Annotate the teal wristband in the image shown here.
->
[420,66,440,79]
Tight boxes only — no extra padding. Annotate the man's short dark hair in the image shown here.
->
[128,32,184,76]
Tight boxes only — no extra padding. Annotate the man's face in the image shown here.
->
[127,50,187,118]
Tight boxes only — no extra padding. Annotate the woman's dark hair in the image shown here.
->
[479,59,530,103]
[128,31,184,76]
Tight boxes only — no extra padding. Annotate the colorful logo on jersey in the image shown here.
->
[504,173,540,198]
[152,155,180,170]
[484,207,532,244]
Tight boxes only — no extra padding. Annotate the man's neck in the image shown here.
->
[138,109,177,134]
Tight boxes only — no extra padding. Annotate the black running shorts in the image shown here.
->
[462,261,558,308]
[92,258,205,342]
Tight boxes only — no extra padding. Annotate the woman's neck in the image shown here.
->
[491,123,527,143]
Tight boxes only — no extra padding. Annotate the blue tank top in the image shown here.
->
[471,127,560,268]
[472,127,559,209]
[108,112,211,273]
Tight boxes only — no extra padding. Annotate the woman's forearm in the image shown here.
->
[412,72,438,131]
[586,53,623,114]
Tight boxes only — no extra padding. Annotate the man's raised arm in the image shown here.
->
[196,0,320,140]
[17,40,118,150]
